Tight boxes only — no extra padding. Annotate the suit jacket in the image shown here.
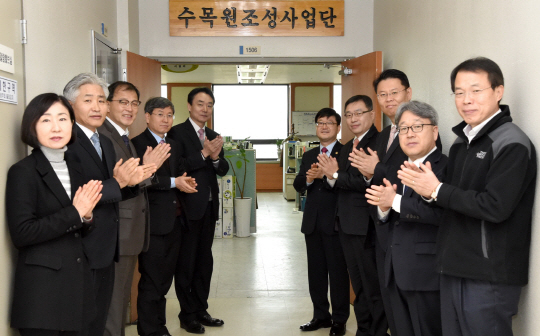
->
[167,118,229,221]
[132,128,185,235]
[98,119,150,255]
[294,142,343,235]
[372,125,443,248]
[7,149,96,331]
[67,124,137,269]
[333,124,379,236]
[380,149,447,291]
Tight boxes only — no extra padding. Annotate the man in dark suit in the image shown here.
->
[318,95,386,336]
[349,70,415,335]
[99,82,171,336]
[366,101,446,336]
[293,108,349,334]
[64,73,154,336]
[166,87,229,334]
[131,97,198,336]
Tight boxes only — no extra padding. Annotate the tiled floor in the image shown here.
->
[126,192,358,336]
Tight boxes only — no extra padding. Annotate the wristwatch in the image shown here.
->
[332,172,339,180]
[431,183,442,200]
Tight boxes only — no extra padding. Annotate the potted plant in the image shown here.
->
[276,139,283,161]
[225,137,252,237]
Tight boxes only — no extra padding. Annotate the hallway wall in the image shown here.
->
[23,0,119,100]
[373,1,540,334]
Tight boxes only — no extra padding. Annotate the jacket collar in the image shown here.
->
[452,104,512,143]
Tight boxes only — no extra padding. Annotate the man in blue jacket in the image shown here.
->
[398,57,537,336]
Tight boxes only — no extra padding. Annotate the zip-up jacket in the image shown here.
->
[436,105,537,285]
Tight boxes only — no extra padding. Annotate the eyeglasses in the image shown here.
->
[151,112,175,120]
[398,124,434,134]
[110,99,142,107]
[344,110,372,119]
[316,122,337,127]
[452,87,492,99]
[377,88,407,100]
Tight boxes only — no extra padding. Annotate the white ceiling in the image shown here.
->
[161,64,343,84]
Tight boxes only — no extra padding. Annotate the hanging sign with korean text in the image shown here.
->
[169,1,344,36]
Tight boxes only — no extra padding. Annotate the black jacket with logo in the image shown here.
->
[436,105,537,285]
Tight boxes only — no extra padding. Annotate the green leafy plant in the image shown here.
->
[225,137,250,199]
[276,139,283,148]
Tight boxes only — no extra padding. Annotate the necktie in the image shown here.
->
[387,125,397,151]
[198,128,205,146]
[321,147,328,155]
[121,135,130,148]
[90,133,102,160]
[160,139,165,144]
[353,138,359,151]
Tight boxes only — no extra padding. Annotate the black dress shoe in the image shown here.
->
[180,320,205,334]
[299,318,332,331]
[198,314,224,327]
[329,322,346,336]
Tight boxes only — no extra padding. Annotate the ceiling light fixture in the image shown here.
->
[236,65,270,84]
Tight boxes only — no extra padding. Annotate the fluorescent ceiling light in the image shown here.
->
[236,65,270,84]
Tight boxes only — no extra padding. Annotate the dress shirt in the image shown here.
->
[306,140,337,187]
[189,117,220,168]
[378,146,437,221]
[76,122,100,141]
[148,128,176,189]
[106,117,129,137]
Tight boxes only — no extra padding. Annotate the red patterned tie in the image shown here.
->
[353,138,359,150]
[321,147,328,155]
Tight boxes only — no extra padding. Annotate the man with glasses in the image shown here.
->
[293,108,349,335]
[318,96,387,336]
[167,87,229,334]
[99,82,171,336]
[349,69,415,335]
[131,97,198,336]
[398,57,537,336]
[366,101,446,336]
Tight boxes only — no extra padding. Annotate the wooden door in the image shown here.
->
[340,51,383,305]
[126,51,162,138]
[340,51,383,144]
[126,51,162,323]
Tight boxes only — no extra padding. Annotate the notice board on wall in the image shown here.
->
[292,111,317,136]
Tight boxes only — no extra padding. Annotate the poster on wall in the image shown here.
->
[292,111,317,136]
[169,0,344,37]
[0,76,17,105]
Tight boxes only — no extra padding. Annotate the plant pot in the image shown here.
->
[234,197,252,237]
[277,149,282,161]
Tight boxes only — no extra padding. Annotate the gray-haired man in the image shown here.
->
[65,73,154,336]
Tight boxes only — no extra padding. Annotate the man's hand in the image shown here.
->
[349,147,379,179]
[365,178,397,212]
[128,163,157,186]
[113,158,139,188]
[209,135,224,160]
[143,143,171,169]
[72,180,103,218]
[317,154,339,179]
[175,172,198,193]
[306,163,323,183]
[397,161,440,198]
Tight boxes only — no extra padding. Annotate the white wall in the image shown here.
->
[0,1,26,335]
[23,0,118,100]
[374,1,540,334]
[139,0,373,60]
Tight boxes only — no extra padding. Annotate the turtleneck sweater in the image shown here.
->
[40,146,71,199]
